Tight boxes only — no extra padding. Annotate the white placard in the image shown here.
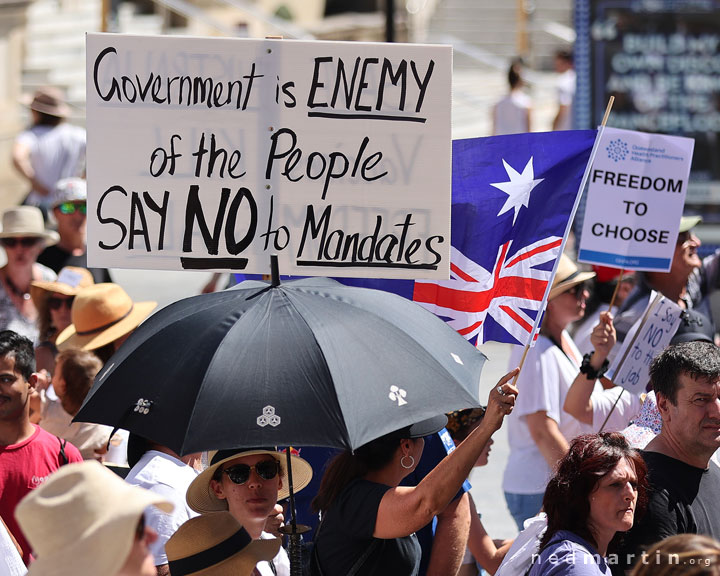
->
[578,127,694,272]
[607,291,683,394]
[85,34,452,278]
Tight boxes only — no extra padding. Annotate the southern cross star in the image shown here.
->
[490,157,544,225]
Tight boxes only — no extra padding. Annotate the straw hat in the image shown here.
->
[187,448,313,514]
[30,266,95,311]
[167,512,281,576]
[55,283,157,351]
[0,206,59,245]
[548,253,596,300]
[22,86,71,118]
[15,461,173,576]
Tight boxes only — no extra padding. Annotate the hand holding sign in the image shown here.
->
[590,310,617,361]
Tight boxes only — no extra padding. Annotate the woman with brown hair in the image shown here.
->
[529,432,648,576]
[309,369,519,576]
[0,206,58,341]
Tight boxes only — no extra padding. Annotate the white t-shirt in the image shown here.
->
[15,123,86,208]
[493,90,531,135]
[591,386,643,432]
[503,333,597,494]
[258,531,290,576]
[125,450,199,566]
[555,69,576,131]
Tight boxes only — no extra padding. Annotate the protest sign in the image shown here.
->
[607,291,682,395]
[577,127,694,271]
[85,33,451,278]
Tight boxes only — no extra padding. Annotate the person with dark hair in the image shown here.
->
[0,329,82,565]
[530,433,648,575]
[446,407,513,575]
[308,369,519,576]
[124,434,202,576]
[630,534,720,576]
[12,87,86,217]
[492,58,532,136]
[613,341,720,575]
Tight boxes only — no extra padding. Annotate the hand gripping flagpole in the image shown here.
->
[512,97,615,386]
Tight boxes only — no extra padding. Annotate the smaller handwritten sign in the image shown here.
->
[607,291,682,394]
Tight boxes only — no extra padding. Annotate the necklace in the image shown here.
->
[3,274,31,300]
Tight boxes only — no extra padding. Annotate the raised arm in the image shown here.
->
[374,369,520,539]
[564,311,616,425]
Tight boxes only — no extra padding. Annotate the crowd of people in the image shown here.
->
[1,82,719,576]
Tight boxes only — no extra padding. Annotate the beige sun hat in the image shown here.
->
[0,206,59,245]
[186,448,313,514]
[21,86,71,118]
[15,460,173,576]
[167,512,281,576]
[30,266,95,309]
[548,253,596,300]
[55,283,157,351]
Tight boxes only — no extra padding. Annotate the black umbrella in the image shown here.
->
[76,258,487,574]
[77,265,486,455]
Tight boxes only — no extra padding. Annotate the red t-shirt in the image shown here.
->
[0,425,82,564]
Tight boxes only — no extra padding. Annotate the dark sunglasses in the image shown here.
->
[222,460,281,485]
[1,237,40,248]
[47,296,75,311]
[135,514,146,541]
[565,282,587,300]
[57,202,87,215]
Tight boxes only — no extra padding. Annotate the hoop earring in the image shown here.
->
[400,455,415,469]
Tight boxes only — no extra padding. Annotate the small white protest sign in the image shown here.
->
[578,127,694,272]
[607,291,682,395]
[85,34,451,278]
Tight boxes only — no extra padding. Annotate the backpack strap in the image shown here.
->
[57,436,69,466]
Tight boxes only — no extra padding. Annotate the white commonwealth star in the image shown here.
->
[490,157,544,225]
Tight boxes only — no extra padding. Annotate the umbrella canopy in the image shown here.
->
[76,276,486,455]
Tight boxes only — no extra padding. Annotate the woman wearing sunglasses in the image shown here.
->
[30,265,94,374]
[308,372,518,576]
[0,206,59,342]
[186,448,313,576]
[503,253,598,531]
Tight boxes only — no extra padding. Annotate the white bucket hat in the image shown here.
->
[15,461,173,576]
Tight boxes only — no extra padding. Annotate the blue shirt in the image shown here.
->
[529,531,611,576]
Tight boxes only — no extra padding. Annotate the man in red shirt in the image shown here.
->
[0,330,82,564]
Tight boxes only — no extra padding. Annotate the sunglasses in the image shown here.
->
[47,296,75,311]
[135,514,146,541]
[222,460,281,485]
[1,237,40,249]
[565,282,587,300]
[57,202,87,215]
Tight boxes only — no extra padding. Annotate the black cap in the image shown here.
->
[388,414,448,439]
[671,309,715,344]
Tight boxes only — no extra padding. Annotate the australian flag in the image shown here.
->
[342,130,597,346]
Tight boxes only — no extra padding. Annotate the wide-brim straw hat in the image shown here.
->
[30,266,95,312]
[55,283,157,351]
[187,448,313,514]
[21,86,71,118]
[548,253,596,300]
[167,512,281,576]
[0,206,59,245]
[15,461,173,576]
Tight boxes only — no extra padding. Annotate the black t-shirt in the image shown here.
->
[38,245,112,283]
[314,478,421,576]
[612,451,720,575]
